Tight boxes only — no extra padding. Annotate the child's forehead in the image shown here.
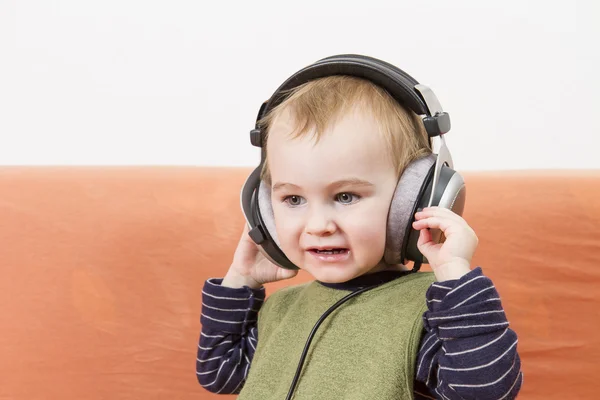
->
[267,108,394,180]
[268,105,383,145]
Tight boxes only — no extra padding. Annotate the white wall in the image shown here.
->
[0,0,597,170]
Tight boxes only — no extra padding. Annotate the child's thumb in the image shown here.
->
[277,267,298,281]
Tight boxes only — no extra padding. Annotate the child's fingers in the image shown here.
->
[412,216,454,233]
[417,226,433,247]
[415,207,459,219]
[415,207,466,225]
[276,267,298,281]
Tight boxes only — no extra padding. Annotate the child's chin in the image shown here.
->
[306,265,359,284]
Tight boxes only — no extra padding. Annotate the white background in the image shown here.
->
[0,0,597,170]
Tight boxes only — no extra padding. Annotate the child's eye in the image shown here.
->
[336,193,360,204]
[283,195,306,207]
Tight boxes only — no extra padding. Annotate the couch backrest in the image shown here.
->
[1,167,598,399]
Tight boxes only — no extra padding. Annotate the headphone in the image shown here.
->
[240,54,466,272]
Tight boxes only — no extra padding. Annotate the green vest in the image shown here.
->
[237,271,436,400]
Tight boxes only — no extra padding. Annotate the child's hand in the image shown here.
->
[222,225,298,289]
[412,207,478,281]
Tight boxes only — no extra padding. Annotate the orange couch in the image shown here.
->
[0,167,598,399]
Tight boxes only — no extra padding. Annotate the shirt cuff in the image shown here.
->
[422,267,508,338]
[200,278,265,334]
[424,267,484,312]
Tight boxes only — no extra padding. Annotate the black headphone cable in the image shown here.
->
[284,284,380,400]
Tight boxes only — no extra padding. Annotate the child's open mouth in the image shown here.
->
[308,248,350,262]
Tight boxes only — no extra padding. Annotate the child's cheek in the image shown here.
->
[344,208,388,257]
[272,207,303,256]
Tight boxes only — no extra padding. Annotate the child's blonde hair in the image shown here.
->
[259,75,431,183]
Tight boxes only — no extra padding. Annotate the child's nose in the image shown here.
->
[304,207,337,236]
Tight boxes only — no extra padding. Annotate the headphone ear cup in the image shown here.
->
[240,167,298,270]
[257,180,280,247]
[384,155,436,265]
[384,152,468,266]
[404,166,466,264]
[253,180,299,270]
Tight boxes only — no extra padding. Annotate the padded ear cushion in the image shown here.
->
[257,180,280,247]
[384,154,436,265]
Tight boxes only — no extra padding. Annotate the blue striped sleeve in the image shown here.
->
[415,267,523,399]
[196,278,264,394]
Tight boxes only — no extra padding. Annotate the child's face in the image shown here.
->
[267,107,398,283]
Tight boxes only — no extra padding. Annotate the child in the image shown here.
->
[196,56,522,399]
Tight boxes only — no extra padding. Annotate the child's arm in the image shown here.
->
[412,208,522,399]
[415,268,522,399]
[196,278,264,394]
[196,225,297,394]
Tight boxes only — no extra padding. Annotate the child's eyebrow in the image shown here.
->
[272,178,374,193]
[272,182,300,193]
[328,178,375,191]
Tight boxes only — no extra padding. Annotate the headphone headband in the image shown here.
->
[249,54,450,149]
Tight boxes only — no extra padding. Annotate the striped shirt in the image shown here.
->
[196,267,523,399]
